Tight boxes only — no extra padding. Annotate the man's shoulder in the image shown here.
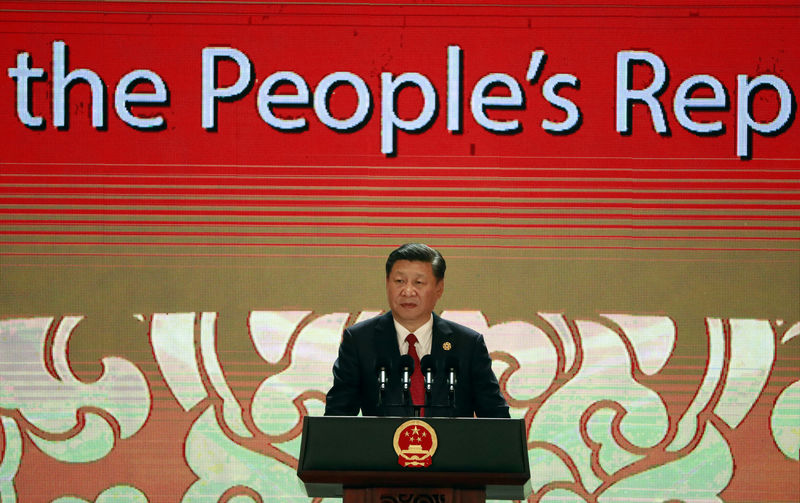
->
[345,311,392,337]
[433,314,483,340]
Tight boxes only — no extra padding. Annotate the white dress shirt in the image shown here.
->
[393,314,433,358]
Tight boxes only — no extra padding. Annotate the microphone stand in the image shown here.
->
[399,354,414,417]
[375,356,459,418]
[446,360,458,418]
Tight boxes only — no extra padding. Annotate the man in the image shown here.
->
[324,243,510,418]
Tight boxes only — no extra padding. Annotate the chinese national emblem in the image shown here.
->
[393,420,438,468]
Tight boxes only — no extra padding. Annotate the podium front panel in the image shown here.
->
[297,416,531,500]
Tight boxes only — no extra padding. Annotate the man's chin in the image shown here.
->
[392,307,422,322]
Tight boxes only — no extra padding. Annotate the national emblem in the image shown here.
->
[393,419,438,468]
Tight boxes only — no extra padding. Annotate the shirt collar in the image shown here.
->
[393,314,434,357]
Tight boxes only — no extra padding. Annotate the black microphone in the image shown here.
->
[420,354,434,393]
[399,354,415,392]
[445,355,459,407]
[374,357,390,403]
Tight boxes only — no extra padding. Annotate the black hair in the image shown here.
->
[385,243,446,280]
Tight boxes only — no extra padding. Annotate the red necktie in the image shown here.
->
[405,333,425,415]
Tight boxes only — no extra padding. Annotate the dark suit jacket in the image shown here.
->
[324,312,510,418]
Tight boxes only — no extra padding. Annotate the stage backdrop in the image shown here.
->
[1,1,798,502]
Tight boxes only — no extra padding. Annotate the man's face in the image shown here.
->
[386,259,444,331]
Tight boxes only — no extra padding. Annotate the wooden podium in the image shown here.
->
[297,416,531,503]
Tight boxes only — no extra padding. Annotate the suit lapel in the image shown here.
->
[430,313,455,405]
[374,312,402,403]
[430,313,453,360]
[374,311,400,359]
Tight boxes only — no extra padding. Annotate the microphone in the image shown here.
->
[399,354,415,409]
[420,355,434,394]
[374,357,390,406]
[445,355,459,408]
[399,354,415,393]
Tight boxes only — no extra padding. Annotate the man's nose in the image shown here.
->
[401,284,416,295]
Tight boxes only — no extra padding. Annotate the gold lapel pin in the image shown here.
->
[442,342,452,351]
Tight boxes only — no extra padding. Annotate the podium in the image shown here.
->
[297,416,531,503]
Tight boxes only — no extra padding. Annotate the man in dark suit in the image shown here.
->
[324,243,510,418]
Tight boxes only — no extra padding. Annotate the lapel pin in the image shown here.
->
[442,342,452,351]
